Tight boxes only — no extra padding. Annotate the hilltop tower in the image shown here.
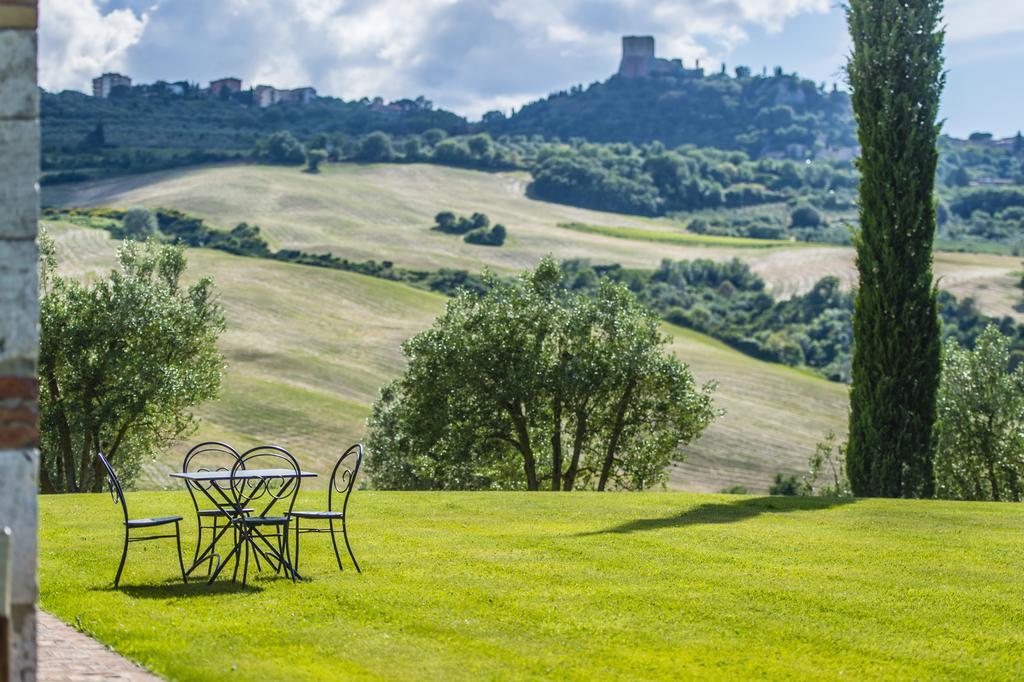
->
[619,36,656,78]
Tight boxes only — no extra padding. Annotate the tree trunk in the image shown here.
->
[563,411,587,491]
[598,378,636,491]
[506,401,538,490]
[76,430,93,493]
[550,392,563,491]
[43,364,77,492]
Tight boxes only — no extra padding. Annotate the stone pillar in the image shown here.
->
[0,1,39,680]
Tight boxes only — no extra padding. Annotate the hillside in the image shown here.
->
[43,163,1024,319]
[46,220,848,493]
[485,70,856,155]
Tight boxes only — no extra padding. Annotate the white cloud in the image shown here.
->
[945,0,1024,43]
[39,0,148,92]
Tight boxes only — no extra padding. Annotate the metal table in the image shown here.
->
[170,469,317,583]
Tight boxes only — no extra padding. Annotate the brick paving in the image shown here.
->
[37,610,161,681]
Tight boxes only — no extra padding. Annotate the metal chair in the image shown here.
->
[289,443,363,573]
[96,451,187,587]
[227,445,302,585]
[182,442,252,575]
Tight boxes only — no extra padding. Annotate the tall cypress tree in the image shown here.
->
[846,0,945,498]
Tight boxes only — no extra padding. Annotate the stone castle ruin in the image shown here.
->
[617,35,703,79]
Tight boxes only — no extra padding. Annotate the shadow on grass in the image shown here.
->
[100,580,263,599]
[581,495,856,536]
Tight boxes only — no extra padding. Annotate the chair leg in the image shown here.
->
[232,525,240,583]
[242,533,250,586]
[293,518,301,574]
[175,521,188,585]
[328,519,344,572]
[193,518,203,572]
[207,516,217,576]
[114,529,130,587]
[342,520,360,574]
[283,523,296,583]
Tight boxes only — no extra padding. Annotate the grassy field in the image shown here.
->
[46,221,846,493]
[39,491,1024,680]
[557,221,796,248]
[42,163,1024,318]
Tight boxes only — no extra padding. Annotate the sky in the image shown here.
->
[38,0,1024,138]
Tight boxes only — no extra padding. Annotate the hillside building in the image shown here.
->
[254,84,317,107]
[209,77,242,96]
[92,72,131,98]
[617,36,703,79]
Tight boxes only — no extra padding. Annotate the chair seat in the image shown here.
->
[197,508,253,517]
[126,516,182,528]
[238,516,290,526]
[288,510,344,519]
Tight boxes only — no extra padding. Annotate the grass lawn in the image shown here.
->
[40,491,1024,680]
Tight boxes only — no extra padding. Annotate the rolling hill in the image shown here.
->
[46,219,847,493]
[43,163,1024,319]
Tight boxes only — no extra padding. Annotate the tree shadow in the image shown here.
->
[98,580,263,599]
[579,495,856,536]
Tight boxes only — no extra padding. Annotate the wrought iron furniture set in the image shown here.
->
[97,443,363,587]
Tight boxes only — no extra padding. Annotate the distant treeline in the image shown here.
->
[46,207,1023,382]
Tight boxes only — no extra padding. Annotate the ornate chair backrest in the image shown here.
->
[96,451,128,525]
[328,443,363,517]
[182,441,242,509]
[231,445,302,518]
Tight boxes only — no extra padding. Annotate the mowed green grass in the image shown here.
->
[557,221,796,248]
[45,221,847,493]
[43,163,1024,318]
[39,491,1024,680]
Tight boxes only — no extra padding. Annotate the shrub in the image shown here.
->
[769,473,800,495]
[305,148,328,173]
[122,208,159,241]
[790,204,823,229]
[464,224,507,247]
[358,132,393,162]
[935,325,1024,501]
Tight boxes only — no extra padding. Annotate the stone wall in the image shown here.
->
[0,0,39,679]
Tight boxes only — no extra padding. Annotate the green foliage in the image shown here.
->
[358,131,393,161]
[433,210,479,235]
[464,224,507,247]
[846,0,945,498]
[255,130,306,165]
[38,233,225,493]
[935,326,1024,501]
[800,431,852,497]
[486,67,855,154]
[769,473,800,496]
[790,204,822,229]
[367,259,718,491]
[121,208,159,241]
[305,148,328,173]
[81,121,104,149]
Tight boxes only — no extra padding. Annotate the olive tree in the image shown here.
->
[935,326,1024,501]
[367,258,717,491]
[38,234,225,493]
